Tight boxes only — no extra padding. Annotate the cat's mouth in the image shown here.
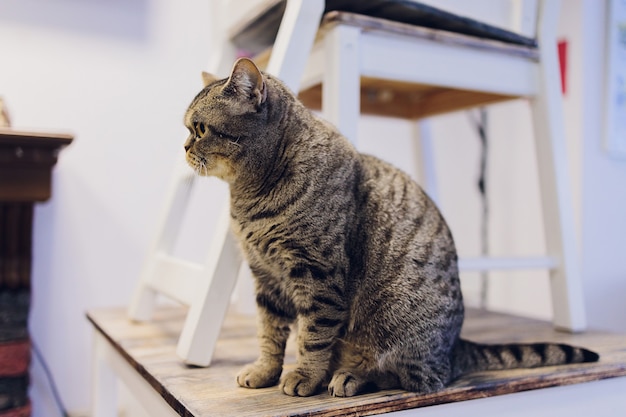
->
[186,150,233,179]
[185,151,210,175]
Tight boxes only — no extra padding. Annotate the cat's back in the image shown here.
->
[345,152,462,346]
[357,153,438,235]
[356,152,458,278]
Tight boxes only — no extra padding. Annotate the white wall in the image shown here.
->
[0,0,217,415]
[578,0,626,331]
[1,0,624,416]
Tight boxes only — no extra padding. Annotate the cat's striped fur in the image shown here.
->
[183,58,598,397]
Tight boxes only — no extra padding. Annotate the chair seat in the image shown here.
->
[234,0,538,54]
[296,75,519,119]
[322,0,537,47]
[254,11,538,119]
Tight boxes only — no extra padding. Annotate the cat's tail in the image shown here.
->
[452,338,599,376]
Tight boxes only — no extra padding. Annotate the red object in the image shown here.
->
[558,39,568,95]
[0,339,30,377]
[0,403,31,417]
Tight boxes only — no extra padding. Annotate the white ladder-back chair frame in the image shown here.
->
[128,0,585,367]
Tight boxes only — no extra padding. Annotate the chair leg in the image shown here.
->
[129,37,245,366]
[531,40,586,332]
[207,0,239,78]
[322,24,361,145]
[128,155,196,322]
[176,204,243,366]
[267,0,325,92]
[172,34,248,364]
[411,119,440,205]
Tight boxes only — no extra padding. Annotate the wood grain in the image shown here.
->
[87,307,626,417]
[296,77,517,120]
[253,10,534,120]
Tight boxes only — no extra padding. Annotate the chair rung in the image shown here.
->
[458,256,559,271]
[148,254,204,305]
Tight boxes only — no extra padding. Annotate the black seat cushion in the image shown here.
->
[325,0,536,47]
[233,0,537,54]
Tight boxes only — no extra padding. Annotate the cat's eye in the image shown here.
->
[192,122,207,139]
[191,122,231,141]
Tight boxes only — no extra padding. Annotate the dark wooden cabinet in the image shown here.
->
[0,129,72,417]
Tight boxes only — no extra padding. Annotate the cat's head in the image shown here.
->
[184,58,277,182]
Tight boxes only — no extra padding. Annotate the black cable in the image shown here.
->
[469,108,490,309]
[31,339,70,417]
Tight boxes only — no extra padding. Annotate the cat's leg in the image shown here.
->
[280,313,343,396]
[237,297,293,389]
[393,354,452,394]
[280,278,347,396]
[328,343,398,397]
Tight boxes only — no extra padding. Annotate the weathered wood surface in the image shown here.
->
[87,307,626,417]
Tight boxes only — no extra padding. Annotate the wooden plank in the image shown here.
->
[0,129,73,146]
[297,78,516,120]
[87,307,626,417]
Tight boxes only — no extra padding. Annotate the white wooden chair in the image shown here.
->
[128,0,586,368]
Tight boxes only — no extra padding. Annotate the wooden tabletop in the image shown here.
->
[0,128,74,146]
[87,306,626,417]
[0,129,73,201]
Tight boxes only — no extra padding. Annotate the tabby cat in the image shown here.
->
[184,58,598,397]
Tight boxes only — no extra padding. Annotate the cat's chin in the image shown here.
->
[186,157,232,180]
[186,153,211,176]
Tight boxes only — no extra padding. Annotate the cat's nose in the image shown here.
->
[184,138,194,152]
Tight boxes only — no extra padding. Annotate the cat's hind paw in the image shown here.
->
[328,370,363,397]
[280,369,323,397]
[236,362,282,389]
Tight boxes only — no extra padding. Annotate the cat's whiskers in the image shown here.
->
[229,136,242,148]
[189,154,206,177]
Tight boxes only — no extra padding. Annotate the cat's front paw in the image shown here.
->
[237,362,282,389]
[280,369,323,397]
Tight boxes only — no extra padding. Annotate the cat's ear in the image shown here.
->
[201,71,218,87]
[224,58,267,107]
